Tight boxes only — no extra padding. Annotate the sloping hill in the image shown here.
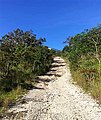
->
[3,57,101,120]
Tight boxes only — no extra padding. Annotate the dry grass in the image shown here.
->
[0,86,26,113]
[71,70,101,103]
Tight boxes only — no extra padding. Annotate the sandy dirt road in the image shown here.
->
[3,57,101,120]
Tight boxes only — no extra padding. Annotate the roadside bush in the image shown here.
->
[0,29,53,92]
[63,25,101,102]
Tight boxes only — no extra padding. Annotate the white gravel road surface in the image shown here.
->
[3,57,101,120]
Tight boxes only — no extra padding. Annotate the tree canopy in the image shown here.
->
[0,29,53,91]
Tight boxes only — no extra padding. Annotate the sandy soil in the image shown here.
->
[2,57,101,120]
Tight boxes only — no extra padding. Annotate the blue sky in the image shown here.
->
[0,0,101,50]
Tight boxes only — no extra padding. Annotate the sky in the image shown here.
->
[0,0,101,50]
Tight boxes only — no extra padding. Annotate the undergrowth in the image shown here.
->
[71,70,101,103]
[0,86,26,113]
[62,25,101,104]
[0,29,53,114]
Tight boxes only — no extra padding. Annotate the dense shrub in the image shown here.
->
[63,25,101,78]
[63,25,101,102]
[0,29,53,92]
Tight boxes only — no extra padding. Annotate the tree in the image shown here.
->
[0,29,53,91]
[63,25,101,80]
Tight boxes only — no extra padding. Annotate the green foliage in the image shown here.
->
[0,86,25,112]
[63,25,101,102]
[49,48,62,57]
[0,29,53,92]
[63,25,101,75]
[0,29,53,111]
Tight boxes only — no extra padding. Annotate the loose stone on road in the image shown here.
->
[3,57,101,120]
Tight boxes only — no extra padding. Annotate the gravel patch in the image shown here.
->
[2,57,101,120]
